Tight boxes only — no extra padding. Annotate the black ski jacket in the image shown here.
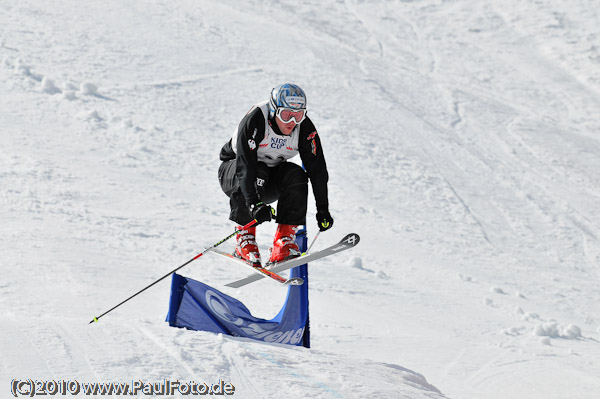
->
[220,103,329,212]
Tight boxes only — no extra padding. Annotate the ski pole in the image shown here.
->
[89,219,258,324]
[306,231,321,254]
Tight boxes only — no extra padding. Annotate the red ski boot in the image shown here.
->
[234,225,261,265]
[269,224,301,264]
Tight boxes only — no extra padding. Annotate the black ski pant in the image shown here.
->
[218,160,308,226]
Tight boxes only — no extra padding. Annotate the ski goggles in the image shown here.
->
[275,107,307,124]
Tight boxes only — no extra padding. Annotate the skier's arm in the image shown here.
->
[235,108,265,207]
[299,118,329,213]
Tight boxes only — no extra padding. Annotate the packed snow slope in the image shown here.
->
[2,0,600,398]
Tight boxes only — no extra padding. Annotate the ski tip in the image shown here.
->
[89,317,98,324]
[286,277,304,286]
[341,233,360,246]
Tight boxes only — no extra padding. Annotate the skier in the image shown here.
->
[218,83,334,266]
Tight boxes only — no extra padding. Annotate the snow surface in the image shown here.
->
[1,0,600,398]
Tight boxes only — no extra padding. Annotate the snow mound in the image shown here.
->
[533,323,582,339]
[41,77,61,94]
[80,82,98,96]
[490,286,506,295]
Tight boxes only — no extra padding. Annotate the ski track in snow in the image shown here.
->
[2,0,600,398]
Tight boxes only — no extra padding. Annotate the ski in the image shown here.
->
[209,249,304,286]
[225,233,360,288]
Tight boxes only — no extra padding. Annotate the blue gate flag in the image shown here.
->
[166,228,310,347]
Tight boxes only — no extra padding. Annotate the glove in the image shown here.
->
[250,202,273,224]
[316,210,334,231]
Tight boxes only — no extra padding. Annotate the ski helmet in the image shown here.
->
[268,83,307,119]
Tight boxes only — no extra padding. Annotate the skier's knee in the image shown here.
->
[283,164,308,186]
